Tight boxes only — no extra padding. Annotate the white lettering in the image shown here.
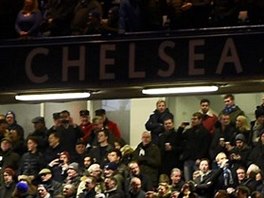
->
[189,39,205,75]
[158,41,176,77]
[129,43,145,78]
[100,44,116,80]
[62,46,85,81]
[216,38,243,74]
[25,48,49,83]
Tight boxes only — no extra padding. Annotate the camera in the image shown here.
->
[183,122,190,126]
[58,160,64,164]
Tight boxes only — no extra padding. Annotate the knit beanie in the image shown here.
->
[16,181,29,193]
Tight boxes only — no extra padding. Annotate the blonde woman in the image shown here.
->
[235,115,252,145]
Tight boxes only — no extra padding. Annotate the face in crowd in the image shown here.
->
[156,100,166,113]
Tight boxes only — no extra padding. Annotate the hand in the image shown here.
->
[165,143,172,151]
[220,159,229,168]
[49,158,60,167]
[181,2,192,11]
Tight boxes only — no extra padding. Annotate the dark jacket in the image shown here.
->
[0,148,20,171]
[133,142,161,186]
[0,181,16,198]
[178,125,210,161]
[78,188,97,198]
[158,128,182,176]
[18,151,45,178]
[104,187,125,198]
[145,108,174,144]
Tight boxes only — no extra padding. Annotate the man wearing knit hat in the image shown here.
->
[5,111,25,141]
[0,167,16,197]
[229,133,251,170]
[64,162,81,187]
[14,181,29,196]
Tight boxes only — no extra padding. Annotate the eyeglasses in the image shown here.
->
[40,173,47,176]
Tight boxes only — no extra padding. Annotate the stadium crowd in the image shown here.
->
[1,94,264,197]
[0,0,264,39]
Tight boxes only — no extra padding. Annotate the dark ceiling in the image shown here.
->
[1,79,264,104]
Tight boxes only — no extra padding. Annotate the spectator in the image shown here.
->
[78,175,98,198]
[0,137,20,172]
[7,127,26,156]
[178,181,198,198]
[79,110,93,143]
[235,185,251,198]
[55,110,83,155]
[43,0,77,36]
[5,111,24,142]
[71,139,88,167]
[228,133,250,171]
[71,0,102,35]
[62,183,77,198]
[133,131,161,187]
[199,98,218,136]
[107,149,128,179]
[214,152,235,191]
[234,115,252,146]
[210,114,235,161]
[12,181,31,198]
[248,131,264,172]
[37,168,62,197]
[88,129,113,167]
[128,177,146,198]
[0,119,9,141]
[101,6,119,34]
[145,99,174,144]
[64,162,81,187]
[118,0,145,33]
[83,11,103,35]
[170,168,185,193]
[156,182,171,198]
[18,136,45,180]
[15,0,42,38]
[103,162,124,190]
[158,118,181,177]
[95,108,122,139]
[81,154,94,175]
[48,112,61,132]
[250,107,264,145]
[125,161,153,196]
[193,158,218,198]
[44,131,65,165]
[0,167,17,197]
[27,116,48,153]
[178,112,210,181]
[36,184,52,198]
[103,176,125,198]
[219,94,245,127]
[48,151,70,182]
